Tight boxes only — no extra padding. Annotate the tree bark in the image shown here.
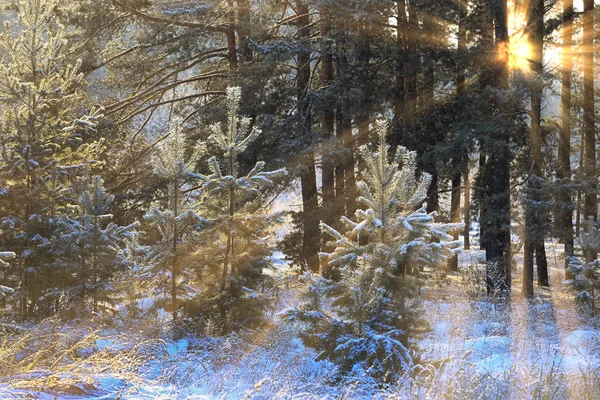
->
[449,158,462,271]
[464,157,471,250]
[557,0,574,276]
[524,0,549,294]
[236,0,252,63]
[335,21,357,217]
[320,8,335,232]
[484,0,511,294]
[393,0,407,144]
[583,0,597,226]
[226,0,238,71]
[297,0,320,273]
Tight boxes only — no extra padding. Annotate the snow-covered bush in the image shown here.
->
[287,121,461,382]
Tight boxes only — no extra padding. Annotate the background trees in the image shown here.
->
[0,0,596,321]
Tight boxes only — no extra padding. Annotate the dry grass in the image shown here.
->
[0,318,167,398]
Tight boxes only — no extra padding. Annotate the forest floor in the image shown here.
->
[2,243,600,399]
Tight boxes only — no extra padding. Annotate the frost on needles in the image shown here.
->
[286,120,462,382]
[143,87,287,334]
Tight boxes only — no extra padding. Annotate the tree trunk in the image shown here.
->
[463,157,471,250]
[583,0,597,226]
[525,0,549,291]
[320,9,335,232]
[336,21,357,217]
[236,0,252,63]
[449,157,462,270]
[297,1,320,273]
[355,18,373,155]
[226,0,238,71]
[172,179,179,322]
[558,0,574,276]
[393,0,407,145]
[484,0,511,294]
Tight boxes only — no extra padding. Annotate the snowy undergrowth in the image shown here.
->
[3,265,600,398]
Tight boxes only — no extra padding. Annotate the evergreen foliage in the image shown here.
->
[183,87,287,334]
[286,121,462,381]
[144,122,206,322]
[567,219,600,314]
[0,0,102,317]
[41,173,137,316]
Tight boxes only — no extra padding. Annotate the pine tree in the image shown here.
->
[189,86,286,334]
[41,173,136,315]
[288,121,461,381]
[0,0,102,317]
[144,122,206,323]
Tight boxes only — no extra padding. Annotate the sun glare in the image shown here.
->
[509,33,532,72]
[507,7,532,73]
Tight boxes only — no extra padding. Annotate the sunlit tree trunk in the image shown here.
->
[557,0,574,276]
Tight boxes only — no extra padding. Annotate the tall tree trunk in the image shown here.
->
[558,0,574,275]
[583,0,597,226]
[576,137,584,236]
[355,18,372,153]
[524,0,549,296]
[484,0,511,293]
[297,0,320,272]
[451,6,467,264]
[320,9,335,232]
[405,0,418,128]
[393,0,407,143]
[457,0,467,95]
[335,22,357,217]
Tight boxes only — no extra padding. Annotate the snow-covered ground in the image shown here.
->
[2,247,600,399]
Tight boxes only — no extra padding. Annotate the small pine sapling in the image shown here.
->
[289,121,462,382]
[190,87,286,334]
[44,174,137,315]
[0,0,102,318]
[144,123,206,323]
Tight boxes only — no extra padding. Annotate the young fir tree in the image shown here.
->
[144,123,206,323]
[189,87,286,334]
[0,0,102,317]
[286,121,461,381]
[42,173,137,315]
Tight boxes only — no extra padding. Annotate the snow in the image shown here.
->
[3,238,600,399]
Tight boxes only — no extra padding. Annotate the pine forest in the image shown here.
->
[2,0,600,398]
